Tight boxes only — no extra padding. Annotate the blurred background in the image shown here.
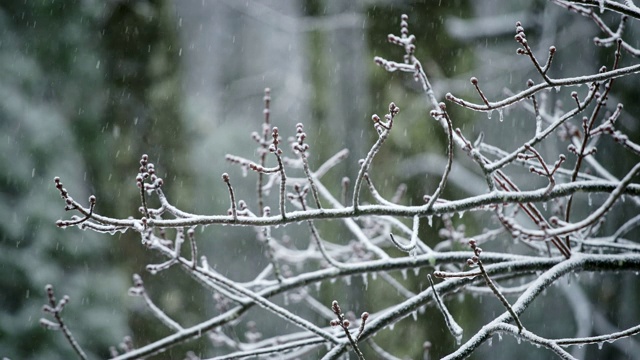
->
[1,0,640,359]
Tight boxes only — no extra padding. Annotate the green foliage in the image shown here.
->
[0,2,129,357]
[0,0,193,357]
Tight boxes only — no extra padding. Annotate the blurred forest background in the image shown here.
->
[1,0,639,359]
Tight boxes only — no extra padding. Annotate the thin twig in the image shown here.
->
[424,103,455,211]
[222,173,237,221]
[427,274,464,342]
[40,285,88,360]
[330,301,366,360]
[468,240,524,332]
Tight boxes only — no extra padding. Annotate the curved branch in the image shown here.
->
[57,180,640,230]
[561,0,640,18]
[446,63,640,111]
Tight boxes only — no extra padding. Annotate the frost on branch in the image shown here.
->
[40,285,87,360]
[47,5,640,360]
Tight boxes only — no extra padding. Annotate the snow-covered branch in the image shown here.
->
[47,4,640,359]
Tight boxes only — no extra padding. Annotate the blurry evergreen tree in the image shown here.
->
[0,1,129,358]
[0,0,194,358]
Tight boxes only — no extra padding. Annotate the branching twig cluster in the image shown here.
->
[45,3,640,359]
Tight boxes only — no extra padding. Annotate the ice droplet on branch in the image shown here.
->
[487,110,494,119]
